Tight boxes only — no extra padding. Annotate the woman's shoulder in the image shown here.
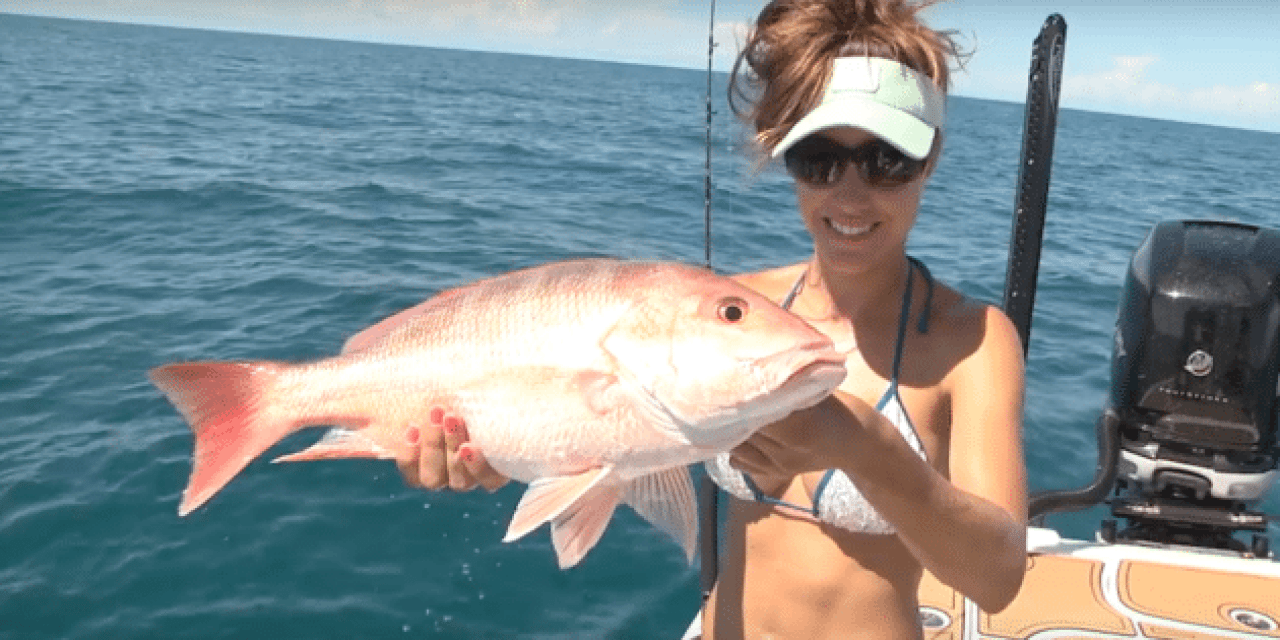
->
[731,263,808,303]
[927,283,1024,376]
[928,283,1006,327]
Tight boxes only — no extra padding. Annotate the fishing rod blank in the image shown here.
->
[1002,14,1066,359]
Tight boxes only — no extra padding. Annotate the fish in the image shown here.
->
[149,259,846,568]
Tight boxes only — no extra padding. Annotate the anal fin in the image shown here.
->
[271,427,390,463]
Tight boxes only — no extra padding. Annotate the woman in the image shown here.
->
[402,1,1028,636]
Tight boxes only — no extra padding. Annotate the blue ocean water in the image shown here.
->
[2,12,1279,639]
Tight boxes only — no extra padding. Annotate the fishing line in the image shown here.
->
[702,0,716,270]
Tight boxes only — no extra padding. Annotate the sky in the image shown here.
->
[4,1,1278,133]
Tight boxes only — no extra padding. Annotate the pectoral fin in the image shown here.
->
[574,370,627,415]
[504,466,613,544]
[622,467,698,563]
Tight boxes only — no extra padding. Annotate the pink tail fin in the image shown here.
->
[149,361,296,516]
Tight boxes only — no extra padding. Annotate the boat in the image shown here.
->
[919,526,1280,638]
[920,14,1280,637]
[689,13,1280,639]
[918,216,1280,639]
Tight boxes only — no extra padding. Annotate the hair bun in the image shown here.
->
[730,0,962,155]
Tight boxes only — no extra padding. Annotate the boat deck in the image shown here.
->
[919,528,1280,639]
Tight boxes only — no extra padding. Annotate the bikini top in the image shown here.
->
[703,257,933,535]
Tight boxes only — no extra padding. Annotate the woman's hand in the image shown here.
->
[729,394,865,481]
[397,408,509,492]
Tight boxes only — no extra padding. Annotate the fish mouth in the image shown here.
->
[771,340,847,400]
[678,341,846,450]
[786,352,848,390]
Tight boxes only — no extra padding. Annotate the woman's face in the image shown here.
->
[792,127,930,275]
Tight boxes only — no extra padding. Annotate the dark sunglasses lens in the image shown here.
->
[784,145,844,186]
[857,141,926,187]
[785,137,925,188]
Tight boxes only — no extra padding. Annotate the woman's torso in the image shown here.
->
[704,260,985,638]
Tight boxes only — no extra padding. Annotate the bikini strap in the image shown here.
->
[740,469,822,519]
[779,266,807,310]
[908,255,934,334]
[888,262,915,384]
[780,258,930,382]
[756,257,935,523]
[886,256,934,381]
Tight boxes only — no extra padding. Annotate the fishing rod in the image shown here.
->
[1003,14,1083,522]
[703,0,716,270]
[698,0,720,607]
[1002,14,1066,358]
[1001,16,1121,523]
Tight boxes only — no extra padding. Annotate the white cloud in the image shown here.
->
[302,0,719,65]
[5,0,748,68]
[1063,55,1279,126]
[713,20,752,68]
[1194,81,1279,117]
[386,0,565,36]
[350,1,746,69]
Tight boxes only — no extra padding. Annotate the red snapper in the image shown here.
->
[150,259,845,568]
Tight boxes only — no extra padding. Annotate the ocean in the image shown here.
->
[2,12,1278,639]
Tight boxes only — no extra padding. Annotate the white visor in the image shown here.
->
[772,57,946,161]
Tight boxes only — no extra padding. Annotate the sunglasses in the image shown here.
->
[783,136,928,189]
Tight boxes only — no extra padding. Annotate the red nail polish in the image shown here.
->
[429,407,445,424]
[406,427,420,444]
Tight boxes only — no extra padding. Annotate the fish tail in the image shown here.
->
[149,361,297,516]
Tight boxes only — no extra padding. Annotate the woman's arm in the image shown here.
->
[731,305,1028,612]
[847,306,1026,610]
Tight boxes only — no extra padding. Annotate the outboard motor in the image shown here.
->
[1106,220,1280,553]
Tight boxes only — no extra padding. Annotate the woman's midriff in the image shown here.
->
[704,496,925,639]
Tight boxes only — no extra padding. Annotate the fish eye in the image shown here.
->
[716,297,748,323]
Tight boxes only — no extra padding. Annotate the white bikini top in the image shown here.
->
[704,257,932,534]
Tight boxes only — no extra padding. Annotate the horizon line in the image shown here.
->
[4,10,1277,136]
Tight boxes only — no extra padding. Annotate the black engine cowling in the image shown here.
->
[1103,220,1280,551]
[1026,219,1280,552]
[1110,220,1280,503]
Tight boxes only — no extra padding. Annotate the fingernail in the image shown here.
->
[429,407,445,424]
[443,416,460,434]
[460,449,475,463]
[406,426,420,444]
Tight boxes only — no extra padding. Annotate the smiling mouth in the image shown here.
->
[827,219,878,237]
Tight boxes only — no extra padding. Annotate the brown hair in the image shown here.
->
[729,0,964,155]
